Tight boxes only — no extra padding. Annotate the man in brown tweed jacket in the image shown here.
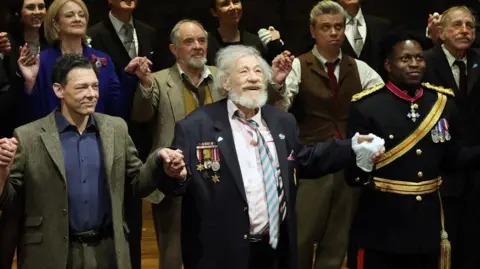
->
[0,54,163,269]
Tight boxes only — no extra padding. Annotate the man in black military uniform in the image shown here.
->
[346,31,480,269]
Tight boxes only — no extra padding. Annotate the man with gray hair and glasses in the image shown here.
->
[272,1,383,268]
[152,44,384,269]
[131,19,222,269]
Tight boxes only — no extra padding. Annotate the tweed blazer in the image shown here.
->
[0,112,162,269]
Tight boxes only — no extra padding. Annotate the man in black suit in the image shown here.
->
[152,44,383,269]
[336,0,390,73]
[423,6,480,269]
[87,1,157,268]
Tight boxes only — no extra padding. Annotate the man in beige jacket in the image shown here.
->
[131,19,222,269]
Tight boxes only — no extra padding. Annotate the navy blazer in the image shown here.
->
[23,43,135,123]
[158,99,353,269]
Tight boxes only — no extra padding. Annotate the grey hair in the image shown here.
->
[170,19,208,46]
[310,0,347,25]
[213,45,272,97]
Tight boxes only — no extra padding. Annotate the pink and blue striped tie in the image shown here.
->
[235,112,286,249]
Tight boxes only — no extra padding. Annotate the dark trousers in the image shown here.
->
[124,187,143,269]
[442,196,463,269]
[248,241,277,269]
[461,184,480,269]
[67,238,117,269]
[357,248,438,269]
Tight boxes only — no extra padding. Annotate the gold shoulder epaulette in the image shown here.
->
[421,82,455,97]
[351,84,385,102]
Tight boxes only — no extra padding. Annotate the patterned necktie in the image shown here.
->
[235,112,286,249]
[122,23,136,59]
[352,18,364,57]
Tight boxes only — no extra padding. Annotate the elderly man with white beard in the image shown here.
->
[152,44,385,269]
[130,19,224,269]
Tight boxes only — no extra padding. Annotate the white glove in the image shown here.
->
[258,27,284,48]
[352,132,385,172]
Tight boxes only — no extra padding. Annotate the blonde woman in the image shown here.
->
[18,0,150,123]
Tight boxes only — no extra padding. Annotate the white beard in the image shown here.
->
[187,57,207,69]
[229,85,268,110]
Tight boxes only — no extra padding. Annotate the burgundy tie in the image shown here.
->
[326,60,342,139]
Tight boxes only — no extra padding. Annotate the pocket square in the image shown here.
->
[287,150,295,161]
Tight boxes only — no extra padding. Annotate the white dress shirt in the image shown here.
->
[109,12,139,56]
[227,99,279,235]
[441,44,467,89]
[345,9,367,49]
[278,46,384,110]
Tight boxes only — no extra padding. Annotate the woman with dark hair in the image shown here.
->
[0,0,49,131]
[7,0,48,56]
[207,0,284,65]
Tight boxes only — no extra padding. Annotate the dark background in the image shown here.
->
[2,0,480,68]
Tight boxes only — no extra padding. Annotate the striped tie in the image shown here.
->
[235,112,286,249]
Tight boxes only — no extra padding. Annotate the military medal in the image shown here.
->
[407,103,420,122]
[441,119,451,141]
[386,81,423,123]
[438,121,445,143]
[211,174,220,183]
[211,146,220,172]
[431,128,440,143]
[196,144,205,171]
[202,142,213,169]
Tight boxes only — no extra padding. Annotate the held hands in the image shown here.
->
[0,138,18,183]
[272,50,295,85]
[125,56,152,78]
[0,32,11,53]
[157,148,187,181]
[427,12,442,44]
[352,133,385,172]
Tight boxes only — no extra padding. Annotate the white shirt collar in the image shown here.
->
[312,46,343,66]
[346,8,366,26]
[176,63,212,87]
[109,12,134,34]
[227,99,263,126]
[441,44,467,67]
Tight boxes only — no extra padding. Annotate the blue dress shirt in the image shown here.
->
[55,112,112,232]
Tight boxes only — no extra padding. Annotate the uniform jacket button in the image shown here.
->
[389,134,394,139]
[64,236,68,242]
[416,149,422,156]
[244,234,248,240]
[62,209,67,215]
[416,195,422,202]
[355,177,361,183]
[417,171,423,178]
[244,207,248,212]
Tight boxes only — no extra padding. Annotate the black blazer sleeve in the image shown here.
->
[289,113,354,179]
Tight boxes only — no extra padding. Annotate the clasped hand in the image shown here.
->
[157,148,187,181]
[353,133,386,172]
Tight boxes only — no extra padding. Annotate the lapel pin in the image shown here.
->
[217,137,223,142]
[279,134,285,140]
